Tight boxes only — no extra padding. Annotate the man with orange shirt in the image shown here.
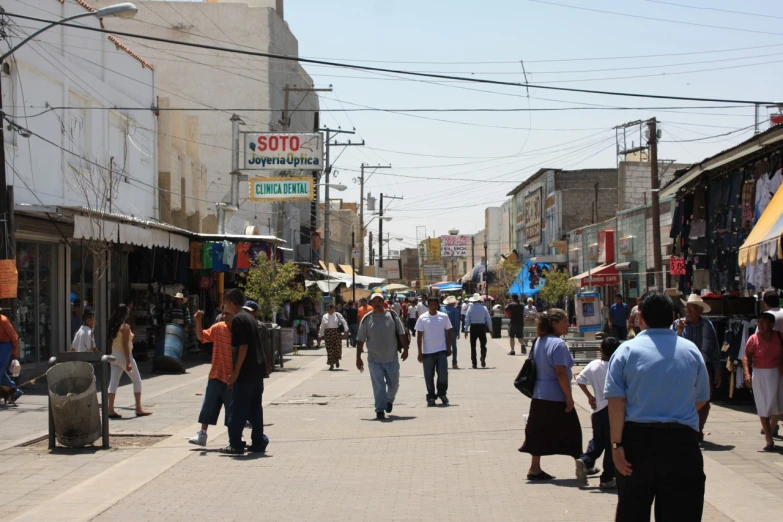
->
[358,298,373,323]
[0,310,20,402]
[189,308,234,446]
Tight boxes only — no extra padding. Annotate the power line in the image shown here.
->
[643,0,783,21]
[4,12,778,106]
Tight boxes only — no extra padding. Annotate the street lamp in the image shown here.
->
[318,183,346,192]
[1,3,138,61]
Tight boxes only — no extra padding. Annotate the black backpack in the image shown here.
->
[514,338,538,398]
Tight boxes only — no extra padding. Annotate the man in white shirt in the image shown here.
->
[415,296,453,407]
[575,336,620,489]
[463,294,493,369]
[406,297,420,337]
[71,309,97,352]
[460,299,468,331]
[391,298,402,316]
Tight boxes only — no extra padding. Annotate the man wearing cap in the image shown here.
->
[416,296,453,406]
[356,293,409,419]
[675,293,722,441]
[464,293,492,369]
[441,296,461,369]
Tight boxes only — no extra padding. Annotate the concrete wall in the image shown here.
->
[3,0,156,219]
[618,161,689,212]
[484,207,502,268]
[95,0,319,242]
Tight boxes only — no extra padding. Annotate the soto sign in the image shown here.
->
[244,132,323,170]
[249,177,314,202]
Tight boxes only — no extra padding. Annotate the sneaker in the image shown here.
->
[247,435,269,453]
[376,411,386,420]
[587,467,600,476]
[440,396,449,405]
[599,478,617,490]
[575,459,588,486]
[11,389,23,403]
[427,398,437,407]
[452,362,459,369]
[481,359,486,368]
[218,445,245,455]
[520,348,527,355]
[188,430,208,447]
[508,350,516,356]
[385,402,393,414]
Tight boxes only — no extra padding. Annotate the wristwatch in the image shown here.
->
[611,442,623,449]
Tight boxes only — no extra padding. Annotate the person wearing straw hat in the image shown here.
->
[675,293,722,441]
[441,296,461,369]
[464,293,492,369]
[166,292,193,331]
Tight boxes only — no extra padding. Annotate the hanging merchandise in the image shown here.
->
[235,243,251,271]
[190,241,203,270]
[222,240,237,268]
[202,242,214,270]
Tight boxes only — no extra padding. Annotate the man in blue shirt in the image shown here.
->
[441,296,462,370]
[605,291,710,522]
[608,294,629,340]
[463,294,492,369]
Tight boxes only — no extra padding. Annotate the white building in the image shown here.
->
[1,0,184,368]
[94,0,320,258]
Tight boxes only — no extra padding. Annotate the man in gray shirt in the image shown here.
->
[356,292,409,420]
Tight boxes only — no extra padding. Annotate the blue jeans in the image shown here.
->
[0,341,16,388]
[227,379,264,449]
[198,379,232,426]
[348,324,359,347]
[579,407,614,483]
[449,333,458,364]
[422,351,448,400]
[368,360,400,413]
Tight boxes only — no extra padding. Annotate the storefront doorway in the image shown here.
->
[16,241,59,364]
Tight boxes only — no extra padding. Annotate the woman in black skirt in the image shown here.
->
[519,308,582,481]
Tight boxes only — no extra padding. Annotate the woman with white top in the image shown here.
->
[106,304,152,419]
[318,303,349,370]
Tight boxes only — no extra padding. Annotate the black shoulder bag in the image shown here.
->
[514,338,538,398]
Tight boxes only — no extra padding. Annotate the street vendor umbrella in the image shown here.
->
[384,283,409,292]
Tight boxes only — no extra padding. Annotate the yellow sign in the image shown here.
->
[249,177,314,202]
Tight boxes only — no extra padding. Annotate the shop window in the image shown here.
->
[70,242,95,339]
[17,242,59,364]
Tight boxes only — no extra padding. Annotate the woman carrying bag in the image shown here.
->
[517,308,582,481]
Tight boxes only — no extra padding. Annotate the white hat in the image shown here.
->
[469,293,482,303]
[370,292,385,302]
[682,293,711,314]
[174,292,186,300]
[445,295,458,305]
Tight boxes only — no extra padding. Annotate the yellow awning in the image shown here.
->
[328,263,338,273]
[339,264,354,275]
[739,186,783,267]
[319,261,327,271]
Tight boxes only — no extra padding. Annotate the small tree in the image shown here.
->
[494,258,521,297]
[538,269,576,307]
[242,254,309,321]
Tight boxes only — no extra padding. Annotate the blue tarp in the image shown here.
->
[433,282,463,292]
[508,259,550,297]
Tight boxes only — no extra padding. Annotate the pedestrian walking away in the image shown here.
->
[415,296,452,406]
[220,288,269,455]
[519,309,582,482]
[606,291,710,522]
[318,303,349,370]
[575,337,620,489]
[356,293,409,420]
[674,293,722,441]
[441,296,461,369]
[106,304,152,419]
[189,308,234,446]
[628,297,641,337]
[743,311,783,451]
[505,294,526,355]
[406,297,420,337]
[344,300,359,348]
[608,294,629,341]
[464,293,492,368]
[460,299,468,334]
[0,308,21,403]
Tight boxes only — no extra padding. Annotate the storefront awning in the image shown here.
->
[738,186,783,267]
[570,263,620,287]
[339,264,354,275]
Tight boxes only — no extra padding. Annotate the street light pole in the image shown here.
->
[358,163,391,274]
[378,192,402,268]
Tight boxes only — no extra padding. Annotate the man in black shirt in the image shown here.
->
[220,288,268,455]
[344,300,359,348]
[505,294,526,356]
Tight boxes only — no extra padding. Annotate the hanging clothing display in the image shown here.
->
[190,241,203,270]
[235,243,251,271]
[222,240,236,268]
[202,242,214,270]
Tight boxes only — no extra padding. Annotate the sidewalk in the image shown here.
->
[2,336,782,521]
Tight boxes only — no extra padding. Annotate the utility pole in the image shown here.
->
[378,192,402,268]
[351,229,356,302]
[648,118,663,290]
[369,230,374,266]
[321,128,363,275]
[358,163,391,274]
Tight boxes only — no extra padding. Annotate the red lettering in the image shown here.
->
[291,136,300,151]
[269,136,278,150]
[279,136,289,150]
[257,136,267,151]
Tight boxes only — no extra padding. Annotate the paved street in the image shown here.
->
[1,337,782,521]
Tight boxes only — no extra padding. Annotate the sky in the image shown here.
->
[283,0,783,254]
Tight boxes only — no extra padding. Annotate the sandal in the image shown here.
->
[527,472,555,481]
[763,444,776,452]
[135,411,152,417]
[108,413,123,419]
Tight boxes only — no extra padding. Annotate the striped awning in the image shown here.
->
[739,186,783,267]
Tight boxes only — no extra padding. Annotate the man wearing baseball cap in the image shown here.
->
[356,292,409,420]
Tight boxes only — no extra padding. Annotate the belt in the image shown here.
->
[625,421,690,430]
[170,319,185,325]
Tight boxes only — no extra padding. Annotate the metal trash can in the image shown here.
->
[154,324,186,373]
[491,316,503,339]
[47,361,101,448]
[266,323,282,369]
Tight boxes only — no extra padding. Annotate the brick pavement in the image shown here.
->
[3,336,783,521]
